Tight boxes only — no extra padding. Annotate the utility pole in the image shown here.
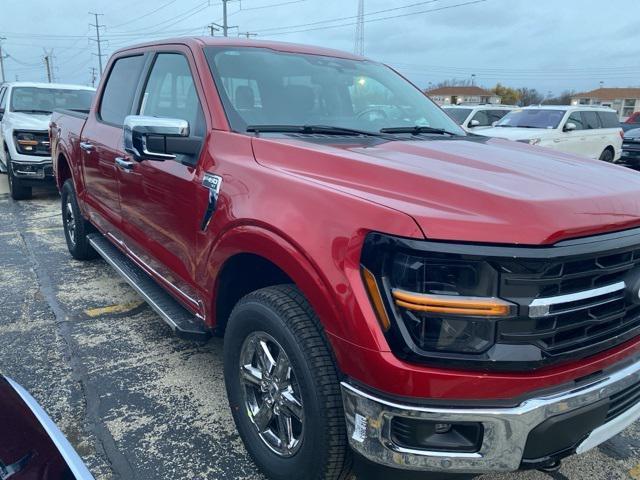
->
[354,0,365,55]
[43,52,52,83]
[89,12,106,73]
[90,67,97,87]
[0,37,6,84]
[238,32,258,39]
[208,24,220,36]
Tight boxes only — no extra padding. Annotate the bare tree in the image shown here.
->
[517,87,544,106]
[545,90,576,105]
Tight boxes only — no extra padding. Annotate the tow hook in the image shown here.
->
[538,459,562,473]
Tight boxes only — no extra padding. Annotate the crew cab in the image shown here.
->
[442,104,515,131]
[50,38,640,480]
[0,82,95,200]
[476,105,624,162]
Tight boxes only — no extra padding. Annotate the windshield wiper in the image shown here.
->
[379,126,459,136]
[13,109,52,114]
[246,124,390,138]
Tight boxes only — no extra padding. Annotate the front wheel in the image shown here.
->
[224,285,352,480]
[61,179,97,260]
[7,155,32,200]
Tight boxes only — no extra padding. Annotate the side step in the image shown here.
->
[87,233,211,341]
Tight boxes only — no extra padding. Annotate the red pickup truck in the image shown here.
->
[50,37,640,479]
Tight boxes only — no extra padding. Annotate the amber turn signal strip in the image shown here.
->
[392,289,514,317]
[361,267,392,331]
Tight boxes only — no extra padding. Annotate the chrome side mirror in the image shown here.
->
[468,119,481,128]
[564,122,577,132]
[123,115,189,162]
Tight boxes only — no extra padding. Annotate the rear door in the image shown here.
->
[116,47,208,308]
[81,54,147,232]
[581,110,605,159]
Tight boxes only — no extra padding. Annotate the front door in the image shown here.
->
[117,49,207,308]
[81,54,147,232]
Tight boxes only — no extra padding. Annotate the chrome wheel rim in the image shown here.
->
[239,331,304,457]
[64,201,76,246]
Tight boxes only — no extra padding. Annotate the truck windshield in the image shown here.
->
[11,87,94,114]
[496,109,565,129]
[442,107,473,125]
[204,47,465,136]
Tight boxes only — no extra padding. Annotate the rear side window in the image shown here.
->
[597,111,620,128]
[99,55,146,126]
[582,111,601,129]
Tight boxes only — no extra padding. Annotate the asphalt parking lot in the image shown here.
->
[2,174,640,480]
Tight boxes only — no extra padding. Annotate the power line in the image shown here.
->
[110,0,180,29]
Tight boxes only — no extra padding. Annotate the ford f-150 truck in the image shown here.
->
[50,37,640,480]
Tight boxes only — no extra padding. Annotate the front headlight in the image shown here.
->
[361,233,516,359]
[13,130,48,155]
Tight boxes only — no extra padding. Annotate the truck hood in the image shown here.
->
[474,127,556,141]
[252,136,640,245]
[5,112,51,131]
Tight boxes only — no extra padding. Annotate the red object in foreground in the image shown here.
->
[50,37,640,479]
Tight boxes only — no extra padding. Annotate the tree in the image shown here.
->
[430,78,475,90]
[492,83,520,105]
[546,90,576,105]
[517,87,544,106]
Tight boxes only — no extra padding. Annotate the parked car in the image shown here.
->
[442,104,515,131]
[51,37,640,480]
[0,82,95,200]
[0,375,93,479]
[476,105,623,161]
[621,127,640,167]
[622,112,640,132]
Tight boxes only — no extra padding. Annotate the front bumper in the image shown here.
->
[11,158,54,183]
[341,357,640,474]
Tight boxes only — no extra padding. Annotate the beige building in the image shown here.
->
[426,86,501,106]
[571,88,640,120]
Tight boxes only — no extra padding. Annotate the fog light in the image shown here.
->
[391,417,483,452]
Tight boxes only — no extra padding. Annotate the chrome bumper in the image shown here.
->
[341,358,640,473]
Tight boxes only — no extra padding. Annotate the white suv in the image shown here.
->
[476,106,623,162]
[0,82,95,199]
[442,105,515,131]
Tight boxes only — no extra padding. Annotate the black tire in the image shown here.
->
[224,285,352,480]
[6,153,32,200]
[599,148,615,162]
[61,179,97,260]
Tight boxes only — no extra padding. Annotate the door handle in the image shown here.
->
[115,157,135,172]
[80,142,94,152]
[554,138,561,143]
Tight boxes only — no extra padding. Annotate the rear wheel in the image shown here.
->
[224,285,352,480]
[6,154,32,200]
[599,147,615,162]
[61,179,97,260]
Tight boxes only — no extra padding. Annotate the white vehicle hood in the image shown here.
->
[5,112,51,131]
[475,126,555,141]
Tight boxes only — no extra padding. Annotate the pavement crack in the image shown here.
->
[18,230,136,479]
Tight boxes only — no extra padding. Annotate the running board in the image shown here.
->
[87,234,211,341]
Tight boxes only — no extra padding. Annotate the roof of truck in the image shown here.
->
[3,81,95,90]
[116,36,366,61]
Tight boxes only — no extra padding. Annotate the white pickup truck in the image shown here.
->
[476,105,624,162]
[0,82,95,200]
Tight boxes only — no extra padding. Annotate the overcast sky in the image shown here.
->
[1,0,638,95]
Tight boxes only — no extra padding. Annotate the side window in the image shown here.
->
[489,110,509,123]
[582,111,601,130]
[566,112,584,130]
[470,110,491,126]
[99,55,146,126]
[597,111,620,128]
[139,53,204,137]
